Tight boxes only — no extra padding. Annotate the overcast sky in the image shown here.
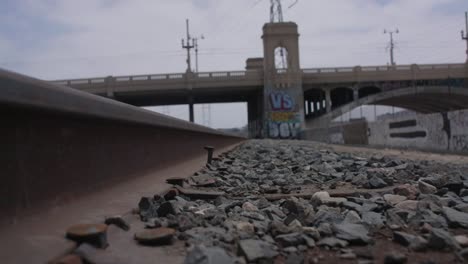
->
[1,0,467,128]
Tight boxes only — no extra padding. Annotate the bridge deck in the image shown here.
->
[50,63,467,102]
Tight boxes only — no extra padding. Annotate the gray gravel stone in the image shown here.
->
[184,245,236,264]
[443,206,468,228]
[333,223,372,245]
[238,239,278,262]
[317,237,349,248]
[428,228,460,251]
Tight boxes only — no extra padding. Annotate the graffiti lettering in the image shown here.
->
[269,122,301,139]
[270,112,298,122]
[452,135,468,151]
[269,92,294,111]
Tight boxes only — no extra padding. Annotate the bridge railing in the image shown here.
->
[302,63,466,74]
[51,70,262,87]
[50,63,466,87]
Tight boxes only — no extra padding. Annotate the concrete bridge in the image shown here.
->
[49,22,468,139]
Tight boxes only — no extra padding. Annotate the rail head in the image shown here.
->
[0,67,244,138]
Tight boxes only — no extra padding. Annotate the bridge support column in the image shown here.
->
[248,92,264,138]
[313,100,318,116]
[105,76,115,98]
[353,88,359,101]
[325,89,331,113]
[188,94,194,123]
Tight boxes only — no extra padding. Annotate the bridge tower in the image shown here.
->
[261,22,304,139]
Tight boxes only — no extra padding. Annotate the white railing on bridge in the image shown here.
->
[301,63,465,74]
[50,70,261,86]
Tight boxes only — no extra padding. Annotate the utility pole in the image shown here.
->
[384,29,399,66]
[461,12,468,62]
[181,19,195,122]
[181,19,195,73]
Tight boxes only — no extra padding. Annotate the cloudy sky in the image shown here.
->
[1,0,467,128]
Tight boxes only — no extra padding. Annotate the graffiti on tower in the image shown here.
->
[266,90,302,139]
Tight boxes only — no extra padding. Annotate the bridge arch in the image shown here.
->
[331,87,354,109]
[304,88,326,117]
[274,46,289,70]
[359,86,381,99]
[306,86,468,128]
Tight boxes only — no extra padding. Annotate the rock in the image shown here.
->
[281,199,306,216]
[384,252,407,264]
[302,227,320,241]
[428,228,460,251]
[362,211,384,229]
[184,245,236,264]
[138,197,159,221]
[285,253,304,264]
[302,235,316,248]
[134,227,175,245]
[394,184,419,200]
[418,181,437,195]
[235,222,255,234]
[443,207,468,228]
[317,223,333,237]
[157,201,180,217]
[185,227,234,246]
[393,231,428,251]
[317,237,349,248]
[340,252,357,259]
[270,221,293,237]
[384,194,407,206]
[368,176,388,189]
[288,219,303,231]
[105,216,130,231]
[321,197,348,207]
[333,223,372,245]
[455,203,468,213]
[342,201,363,212]
[420,174,447,188]
[460,248,468,261]
[242,202,258,212]
[145,218,164,229]
[454,235,468,248]
[395,200,419,211]
[241,211,265,221]
[311,191,330,206]
[275,233,305,247]
[344,210,362,224]
[312,208,344,226]
[282,246,298,253]
[238,239,278,262]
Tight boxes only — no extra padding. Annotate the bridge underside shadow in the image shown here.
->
[305,86,468,129]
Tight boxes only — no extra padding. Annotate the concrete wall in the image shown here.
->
[368,109,468,152]
[303,109,468,153]
[302,119,368,145]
